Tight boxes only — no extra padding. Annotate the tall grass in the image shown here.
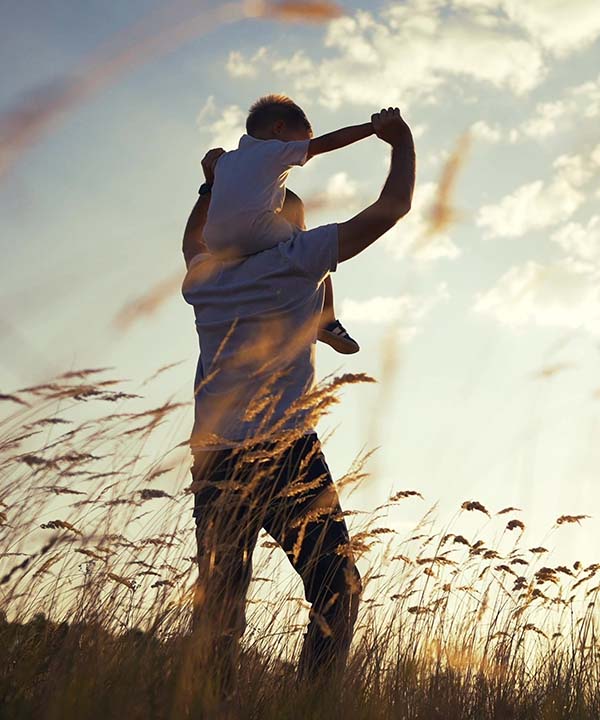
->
[1,367,599,719]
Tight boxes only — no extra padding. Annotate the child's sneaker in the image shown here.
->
[318,320,360,355]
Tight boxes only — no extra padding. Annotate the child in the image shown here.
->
[203,94,374,354]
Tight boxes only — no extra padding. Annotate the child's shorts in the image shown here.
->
[204,211,295,259]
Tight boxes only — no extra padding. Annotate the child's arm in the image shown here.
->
[307,122,374,159]
[182,147,224,267]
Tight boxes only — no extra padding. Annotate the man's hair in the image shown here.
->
[282,188,305,229]
[246,94,311,136]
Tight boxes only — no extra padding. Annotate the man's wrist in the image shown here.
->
[198,182,212,196]
[390,132,415,151]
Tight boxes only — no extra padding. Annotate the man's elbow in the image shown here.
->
[377,196,412,226]
[396,197,412,219]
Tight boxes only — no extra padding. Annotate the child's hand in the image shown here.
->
[201,147,225,184]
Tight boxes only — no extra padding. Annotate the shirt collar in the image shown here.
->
[238,134,256,148]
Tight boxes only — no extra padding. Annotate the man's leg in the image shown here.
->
[189,449,262,699]
[263,435,362,683]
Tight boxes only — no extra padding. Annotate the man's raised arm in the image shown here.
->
[337,108,415,262]
[182,147,225,268]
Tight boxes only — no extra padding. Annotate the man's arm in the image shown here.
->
[182,194,210,269]
[307,122,374,159]
[337,108,415,262]
[181,148,225,269]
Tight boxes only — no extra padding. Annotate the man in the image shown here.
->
[181,108,415,699]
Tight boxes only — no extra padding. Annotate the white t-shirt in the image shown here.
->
[182,222,339,450]
[203,134,311,257]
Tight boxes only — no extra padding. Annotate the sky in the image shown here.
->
[2,0,600,574]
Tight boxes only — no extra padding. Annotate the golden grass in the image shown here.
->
[0,366,599,718]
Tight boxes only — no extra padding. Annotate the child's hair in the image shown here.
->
[246,94,312,137]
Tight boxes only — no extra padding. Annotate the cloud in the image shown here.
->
[303,171,358,213]
[475,211,600,334]
[477,149,600,238]
[225,2,548,110]
[551,216,600,265]
[382,182,461,262]
[511,73,600,141]
[474,259,600,334]
[226,47,269,77]
[341,295,416,324]
[454,0,600,55]
[496,0,600,56]
[516,100,569,140]
[341,283,448,339]
[197,97,245,149]
[470,120,503,143]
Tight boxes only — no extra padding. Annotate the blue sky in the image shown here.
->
[2,0,600,568]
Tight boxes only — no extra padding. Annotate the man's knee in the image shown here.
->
[307,555,362,624]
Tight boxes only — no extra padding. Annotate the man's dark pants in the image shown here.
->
[190,433,361,693]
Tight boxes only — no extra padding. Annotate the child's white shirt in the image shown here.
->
[204,134,311,257]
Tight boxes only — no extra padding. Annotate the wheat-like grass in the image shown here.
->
[1,366,599,718]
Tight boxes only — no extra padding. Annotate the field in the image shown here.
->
[1,369,599,720]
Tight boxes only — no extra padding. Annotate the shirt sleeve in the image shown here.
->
[271,138,311,168]
[279,223,339,282]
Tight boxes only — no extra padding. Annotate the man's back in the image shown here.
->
[182,222,338,449]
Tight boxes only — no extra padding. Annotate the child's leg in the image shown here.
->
[318,275,360,354]
[321,275,336,328]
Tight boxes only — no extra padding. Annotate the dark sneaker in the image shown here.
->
[318,319,360,354]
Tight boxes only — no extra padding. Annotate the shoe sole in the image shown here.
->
[318,329,360,354]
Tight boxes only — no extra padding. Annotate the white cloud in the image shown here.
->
[551,216,600,265]
[197,97,245,149]
[221,1,600,114]
[474,260,600,333]
[226,3,547,111]
[341,295,416,324]
[498,0,600,56]
[519,100,569,139]
[454,0,600,55]
[272,51,315,78]
[341,283,448,339]
[470,120,503,143]
[512,73,600,142]
[325,171,357,203]
[226,47,268,78]
[476,206,600,334]
[477,151,599,238]
[196,95,217,124]
[382,182,461,262]
[303,171,359,213]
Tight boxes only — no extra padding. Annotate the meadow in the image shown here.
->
[1,367,599,720]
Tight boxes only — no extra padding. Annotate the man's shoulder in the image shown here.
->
[182,253,224,296]
[182,223,338,301]
[278,223,339,280]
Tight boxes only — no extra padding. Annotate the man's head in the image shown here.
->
[246,94,313,142]
[281,188,306,230]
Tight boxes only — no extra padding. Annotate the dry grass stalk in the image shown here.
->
[1,366,600,718]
